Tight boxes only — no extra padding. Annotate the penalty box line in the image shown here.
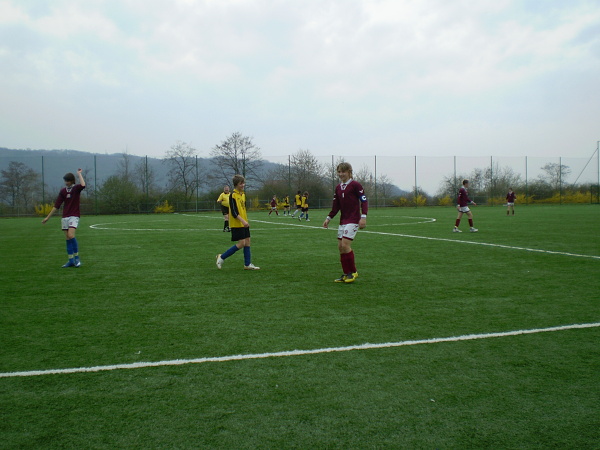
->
[1,323,598,379]
[253,217,600,260]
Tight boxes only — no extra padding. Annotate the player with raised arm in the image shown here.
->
[216,185,231,232]
[42,169,86,267]
[323,162,368,283]
[216,175,260,270]
[506,188,516,216]
[453,179,478,233]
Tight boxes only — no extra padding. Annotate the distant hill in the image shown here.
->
[0,147,282,192]
[0,147,407,196]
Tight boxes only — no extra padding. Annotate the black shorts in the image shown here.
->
[221,206,229,215]
[301,207,308,212]
[231,227,251,242]
[296,205,302,209]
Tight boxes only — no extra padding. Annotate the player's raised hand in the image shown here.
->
[77,168,83,174]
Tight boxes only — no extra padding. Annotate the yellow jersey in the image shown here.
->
[229,189,248,227]
[217,192,230,208]
[295,194,302,206]
[301,195,308,208]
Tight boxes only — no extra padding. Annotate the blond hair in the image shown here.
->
[336,162,353,176]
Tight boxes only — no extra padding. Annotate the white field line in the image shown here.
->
[1,323,598,379]
[90,215,600,259]
[253,217,600,260]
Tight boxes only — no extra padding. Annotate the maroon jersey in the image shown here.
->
[54,184,85,217]
[457,187,472,207]
[270,198,277,207]
[506,192,516,203]
[327,179,368,225]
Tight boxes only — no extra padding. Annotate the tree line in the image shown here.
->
[0,132,399,215]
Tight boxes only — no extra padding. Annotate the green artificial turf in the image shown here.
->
[1,204,599,448]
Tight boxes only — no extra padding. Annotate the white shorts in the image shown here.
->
[458,206,471,213]
[507,202,514,206]
[61,216,80,230]
[337,223,359,241]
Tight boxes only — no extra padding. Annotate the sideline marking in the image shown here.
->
[1,323,598,378]
[90,215,600,260]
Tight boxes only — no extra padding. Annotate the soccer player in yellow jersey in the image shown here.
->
[291,190,302,218]
[298,191,310,221]
[282,195,290,216]
[216,186,231,232]
[216,175,260,270]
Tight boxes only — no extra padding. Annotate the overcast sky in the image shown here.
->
[1,0,599,161]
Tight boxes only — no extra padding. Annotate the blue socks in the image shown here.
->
[66,239,74,258]
[243,247,251,266]
[71,238,78,254]
[221,245,251,265]
[221,245,239,260]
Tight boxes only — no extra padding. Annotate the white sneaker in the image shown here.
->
[216,254,224,269]
[470,227,478,232]
[306,219,311,222]
[244,263,260,270]
[453,227,462,233]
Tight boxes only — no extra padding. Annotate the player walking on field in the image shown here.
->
[298,191,310,221]
[291,190,302,218]
[323,162,368,283]
[216,175,260,270]
[453,179,478,233]
[268,195,279,216]
[506,188,516,216]
[216,186,231,232]
[42,169,86,268]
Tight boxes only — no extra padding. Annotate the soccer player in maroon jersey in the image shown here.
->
[268,195,279,216]
[453,179,478,233]
[506,188,516,216]
[42,169,86,267]
[323,162,368,283]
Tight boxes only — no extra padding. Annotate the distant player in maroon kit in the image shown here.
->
[42,169,86,267]
[268,195,279,216]
[506,188,516,216]
[323,162,368,283]
[453,179,478,233]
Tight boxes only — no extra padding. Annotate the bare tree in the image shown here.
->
[164,141,199,201]
[0,161,42,209]
[117,151,133,181]
[210,132,262,187]
[539,162,571,191]
[133,157,157,195]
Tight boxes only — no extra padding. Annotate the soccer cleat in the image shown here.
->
[216,254,224,269]
[223,228,227,232]
[470,227,478,232]
[334,274,347,283]
[244,263,260,270]
[453,227,462,233]
[62,260,76,268]
[306,219,311,222]
[74,257,81,267]
[344,272,358,283]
